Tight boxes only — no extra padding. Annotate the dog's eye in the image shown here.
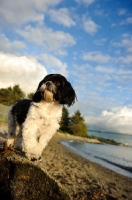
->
[56,82,60,87]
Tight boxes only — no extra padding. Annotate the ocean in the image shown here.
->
[61,132,132,178]
[88,130,132,147]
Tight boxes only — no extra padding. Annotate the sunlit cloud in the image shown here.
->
[38,53,68,76]
[85,107,132,135]
[0,0,61,26]
[0,52,47,93]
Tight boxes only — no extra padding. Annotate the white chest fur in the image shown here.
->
[21,101,63,160]
[26,101,63,127]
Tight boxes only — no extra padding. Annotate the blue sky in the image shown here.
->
[0,0,132,134]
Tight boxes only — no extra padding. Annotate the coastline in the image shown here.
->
[40,132,132,200]
[0,124,132,200]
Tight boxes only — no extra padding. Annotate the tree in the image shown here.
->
[59,106,70,132]
[70,110,84,124]
[69,110,88,137]
[27,93,34,100]
[0,85,25,106]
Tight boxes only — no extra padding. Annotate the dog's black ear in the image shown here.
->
[32,80,44,102]
[59,81,77,106]
[32,91,42,102]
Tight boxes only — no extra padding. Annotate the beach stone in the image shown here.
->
[1,130,132,200]
[0,148,71,200]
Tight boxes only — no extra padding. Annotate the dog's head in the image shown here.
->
[32,74,76,106]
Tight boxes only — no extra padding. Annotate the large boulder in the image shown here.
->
[0,146,71,200]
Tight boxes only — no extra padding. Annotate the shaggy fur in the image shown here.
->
[7,74,76,160]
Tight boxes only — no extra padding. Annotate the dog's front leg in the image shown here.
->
[7,111,17,148]
[22,118,43,161]
[12,125,22,149]
[38,123,59,151]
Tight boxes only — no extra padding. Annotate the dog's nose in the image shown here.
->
[46,81,51,87]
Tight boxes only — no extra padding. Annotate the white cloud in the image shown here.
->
[55,49,68,56]
[32,0,61,12]
[95,74,111,86]
[116,55,132,64]
[94,38,107,46]
[0,0,43,26]
[94,9,107,17]
[120,17,132,25]
[75,0,95,6]
[96,66,115,73]
[83,18,99,35]
[118,68,132,75]
[0,34,26,54]
[111,23,117,27]
[0,52,47,93]
[85,107,132,135]
[17,25,76,51]
[118,9,126,16]
[0,0,61,26]
[39,54,68,76]
[111,36,132,52]
[82,51,111,63]
[49,8,76,27]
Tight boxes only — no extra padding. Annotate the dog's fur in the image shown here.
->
[7,74,76,160]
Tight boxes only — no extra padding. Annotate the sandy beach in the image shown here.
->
[0,123,132,200]
[39,132,132,200]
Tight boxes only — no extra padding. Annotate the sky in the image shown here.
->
[0,0,132,134]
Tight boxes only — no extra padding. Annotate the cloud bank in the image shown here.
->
[0,52,47,93]
[86,107,132,135]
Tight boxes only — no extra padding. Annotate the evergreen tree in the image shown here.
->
[70,110,84,124]
[59,106,70,132]
[0,85,25,106]
[27,92,34,100]
[69,110,88,137]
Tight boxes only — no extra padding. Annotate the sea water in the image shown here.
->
[61,140,132,178]
[88,130,132,147]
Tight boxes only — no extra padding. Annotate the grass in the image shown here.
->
[0,118,8,124]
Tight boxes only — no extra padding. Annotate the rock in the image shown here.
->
[0,147,71,200]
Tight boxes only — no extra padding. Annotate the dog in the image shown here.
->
[7,74,76,161]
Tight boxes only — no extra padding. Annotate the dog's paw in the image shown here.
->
[31,157,42,162]
[7,138,14,147]
[25,153,41,161]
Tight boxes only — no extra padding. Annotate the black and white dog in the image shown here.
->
[7,74,76,160]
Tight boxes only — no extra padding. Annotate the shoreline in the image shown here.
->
[0,125,132,199]
[40,132,132,200]
[60,140,132,178]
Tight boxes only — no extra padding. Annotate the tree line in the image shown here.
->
[0,85,33,106]
[0,85,88,137]
[59,107,88,137]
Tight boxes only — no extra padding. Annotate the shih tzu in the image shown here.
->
[7,74,76,161]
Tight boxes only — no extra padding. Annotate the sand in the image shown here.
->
[39,133,132,200]
[0,123,132,200]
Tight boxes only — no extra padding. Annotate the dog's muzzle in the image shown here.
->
[40,82,56,102]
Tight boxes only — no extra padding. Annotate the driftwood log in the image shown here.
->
[0,141,71,200]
